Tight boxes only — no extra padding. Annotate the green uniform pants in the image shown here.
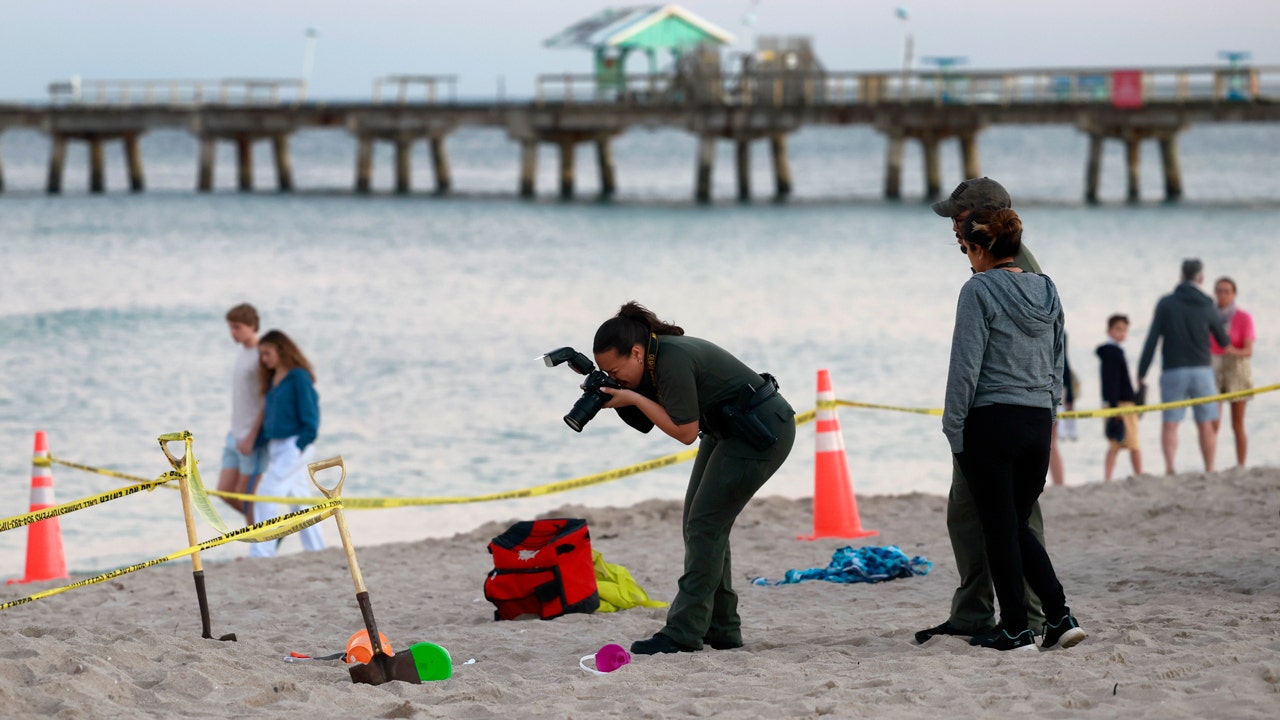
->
[947,456,1047,634]
[660,396,796,648]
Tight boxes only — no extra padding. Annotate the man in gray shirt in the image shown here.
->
[1136,258,1230,475]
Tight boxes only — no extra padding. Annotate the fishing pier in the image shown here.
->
[1,64,1278,203]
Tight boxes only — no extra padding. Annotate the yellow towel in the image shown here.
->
[592,551,669,613]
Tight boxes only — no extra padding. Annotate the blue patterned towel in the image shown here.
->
[752,545,931,586]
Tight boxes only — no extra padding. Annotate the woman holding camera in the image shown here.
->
[592,301,795,655]
[942,208,1084,651]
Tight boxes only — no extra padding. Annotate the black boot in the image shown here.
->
[630,633,700,656]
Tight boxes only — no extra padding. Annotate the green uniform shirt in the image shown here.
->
[654,335,762,426]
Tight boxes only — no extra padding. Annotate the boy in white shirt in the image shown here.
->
[219,303,266,519]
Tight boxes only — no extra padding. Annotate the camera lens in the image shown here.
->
[565,389,606,432]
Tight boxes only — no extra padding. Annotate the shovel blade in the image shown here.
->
[349,651,423,685]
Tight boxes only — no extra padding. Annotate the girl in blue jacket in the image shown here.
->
[249,329,326,558]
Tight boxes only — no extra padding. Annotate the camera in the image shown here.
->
[541,347,624,432]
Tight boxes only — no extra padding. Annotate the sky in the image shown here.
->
[0,0,1276,101]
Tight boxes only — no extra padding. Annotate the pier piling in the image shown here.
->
[46,136,66,194]
[519,141,537,198]
[197,136,215,192]
[922,135,941,200]
[695,135,715,204]
[124,134,145,192]
[355,137,373,193]
[959,133,980,179]
[1159,133,1183,201]
[88,137,106,193]
[0,145,5,192]
[1085,133,1103,205]
[273,134,294,192]
[236,136,253,192]
[1125,136,1141,204]
[736,140,751,201]
[883,132,904,200]
[430,136,451,194]
[395,137,412,194]
[596,137,616,198]
[771,134,792,200]
[558,140,576,199]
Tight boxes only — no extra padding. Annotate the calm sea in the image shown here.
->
[2,122,1278,575]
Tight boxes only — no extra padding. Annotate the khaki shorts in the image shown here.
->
[1106,402,1141,451]
[1212,354,1253,400]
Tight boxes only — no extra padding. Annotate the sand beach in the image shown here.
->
[2,465,1277,719]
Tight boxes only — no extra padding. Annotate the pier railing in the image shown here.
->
[534,65,1280,107]
[371,75,459,104]
[47,78,308,106]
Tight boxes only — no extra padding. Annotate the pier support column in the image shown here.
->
[558,140,576,199]
[47,135,67,194]
[272,134,294,192]
[430,136,451,195]
[1158,133,1183,202]
[595,137,616,199]
[197,136,215,192]
[1084,133,1103,205]
[959,133,980,180]
[0,145,6,192]
[922,135,941,200]
[394,137,412,194]
[88,137,106,193]
[770,133,792,200]
[695,135,715,204]
[1124,136,1141,204]
[883,132,904,200]
[519,141,537,198]
[355,137,373,194]
[124,134,144,192]
[735,139,751,202]
[236,135,254,192]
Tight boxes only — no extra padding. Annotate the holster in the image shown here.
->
[719,374,780,451]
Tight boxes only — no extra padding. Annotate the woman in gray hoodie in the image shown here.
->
[942,208,1086,652]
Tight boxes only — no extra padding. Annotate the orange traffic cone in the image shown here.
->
[7,431,69,584]
[799,370,877,541]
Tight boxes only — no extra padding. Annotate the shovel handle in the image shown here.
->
[157,431,192,471]
[308,456,347,498]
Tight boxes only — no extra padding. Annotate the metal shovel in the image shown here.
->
[308,456,421,685]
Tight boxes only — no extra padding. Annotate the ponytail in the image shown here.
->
[592,301,684,355]
[962,207,1023,260]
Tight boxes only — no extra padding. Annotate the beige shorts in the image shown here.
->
[1107,402,1141,451]
[1212,354,1253,400]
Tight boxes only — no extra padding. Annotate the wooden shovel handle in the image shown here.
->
[157,431,191,471]
[308,456,347,498]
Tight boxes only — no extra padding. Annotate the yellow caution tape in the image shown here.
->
[212,447,702,508]
[0,474,175,534]
[48,456,156,485]
[0,500,339,611]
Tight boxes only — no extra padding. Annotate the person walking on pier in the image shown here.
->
[1136,259,1230,475]
[916,177,1049,646]
[249,329,326,558]
[218,303,266,520]
[586,302,796,655]
[1209,276,1254,468]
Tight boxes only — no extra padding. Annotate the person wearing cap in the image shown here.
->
[1136,259,1230,475]
[915,177,1049,645]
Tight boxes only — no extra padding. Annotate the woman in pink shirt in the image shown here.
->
[1210,277,1255,467]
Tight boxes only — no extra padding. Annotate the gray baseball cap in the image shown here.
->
[931,177,1012,217]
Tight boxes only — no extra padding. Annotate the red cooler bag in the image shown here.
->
[484,518,600,620]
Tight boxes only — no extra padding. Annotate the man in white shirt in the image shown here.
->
[219,303,266,519]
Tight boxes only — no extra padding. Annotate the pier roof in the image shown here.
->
[544,4,734,51]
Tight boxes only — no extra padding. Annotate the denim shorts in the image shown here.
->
[221,432,266,475]
[1159,366,1219,423]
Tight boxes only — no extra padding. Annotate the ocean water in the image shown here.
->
[2,122,1278,575]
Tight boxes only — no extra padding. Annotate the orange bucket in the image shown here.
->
[345,630,393,664]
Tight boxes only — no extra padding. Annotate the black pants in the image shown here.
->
[954,404,1068,633]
